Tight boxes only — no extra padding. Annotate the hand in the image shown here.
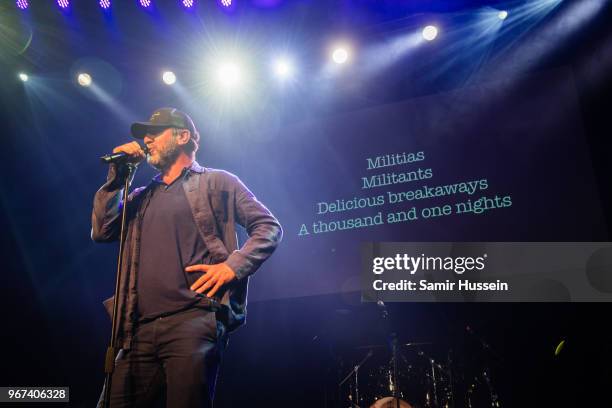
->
[185,262,237,298]
[112,141,146,164]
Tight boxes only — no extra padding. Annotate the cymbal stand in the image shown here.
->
[340,350,373,408]
[429,357,438,407]
[482,368,500,407]
[390,333,402,408]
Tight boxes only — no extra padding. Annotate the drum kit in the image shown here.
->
[337,303,502,408]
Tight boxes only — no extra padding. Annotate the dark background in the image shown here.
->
[1,0,611,406]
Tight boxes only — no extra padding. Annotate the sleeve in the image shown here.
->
[90,163,141,243]
[224,173,283,280]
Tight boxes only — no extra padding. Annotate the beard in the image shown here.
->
[146,135,180,171]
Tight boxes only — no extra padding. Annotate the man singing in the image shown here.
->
[92,107,282,407]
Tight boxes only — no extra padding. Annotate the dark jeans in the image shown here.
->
[97,307,227,408]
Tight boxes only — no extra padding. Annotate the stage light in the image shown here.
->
[18,73,28,82]
[422,25,438,41]
[16,0,29,10]
[498,10,509,20]
[220,0,232,7]
[181,0,194,8]
[273,57,294,79]
[57,0,70,9]
[332,47,349,64]
[216,62,241,88]
[99,0,111,9]
[78,73,92,87]
[162,71,176,85]
[139,0,152,7]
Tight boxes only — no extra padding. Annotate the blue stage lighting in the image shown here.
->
[498,10,509,20]
[182,0,194,8]
[216,62,241,88]
[162,71,176,85]
[139,0,152,7]
[273,57,294,79]
[18,73,28,82]
[16,0,29,10]
[78,73,92,87]
[56,0,70,9]
[220,0,232,7]
[422,25,438,41]
[332,48,349,64]
[99,0,111,9]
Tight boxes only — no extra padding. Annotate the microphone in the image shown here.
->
[100,144,149,164]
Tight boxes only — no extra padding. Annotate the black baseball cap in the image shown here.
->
[130,107,199,146]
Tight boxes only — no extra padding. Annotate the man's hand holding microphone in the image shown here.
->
[101,141,148,164]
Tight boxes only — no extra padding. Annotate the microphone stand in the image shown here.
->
[102,163,137,408]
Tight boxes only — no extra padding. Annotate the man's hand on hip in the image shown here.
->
[186,262,237,298]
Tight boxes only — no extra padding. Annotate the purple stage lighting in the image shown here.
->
[56,0,70,9]
[99,0,111,9]
[139,0,152,7]
[220,0,232,7]
[182,0,194,8]
[16,0,29,10]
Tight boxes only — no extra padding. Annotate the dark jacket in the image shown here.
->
[91,161,282,350]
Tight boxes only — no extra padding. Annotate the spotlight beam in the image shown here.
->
[332,47,349,64]
[163,71,176,85]
[273,57,295,79]
[78,73,92,87]
[422,25,439,41]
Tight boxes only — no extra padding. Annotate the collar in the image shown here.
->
[151,160,206,185]
[187,160,206,174]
